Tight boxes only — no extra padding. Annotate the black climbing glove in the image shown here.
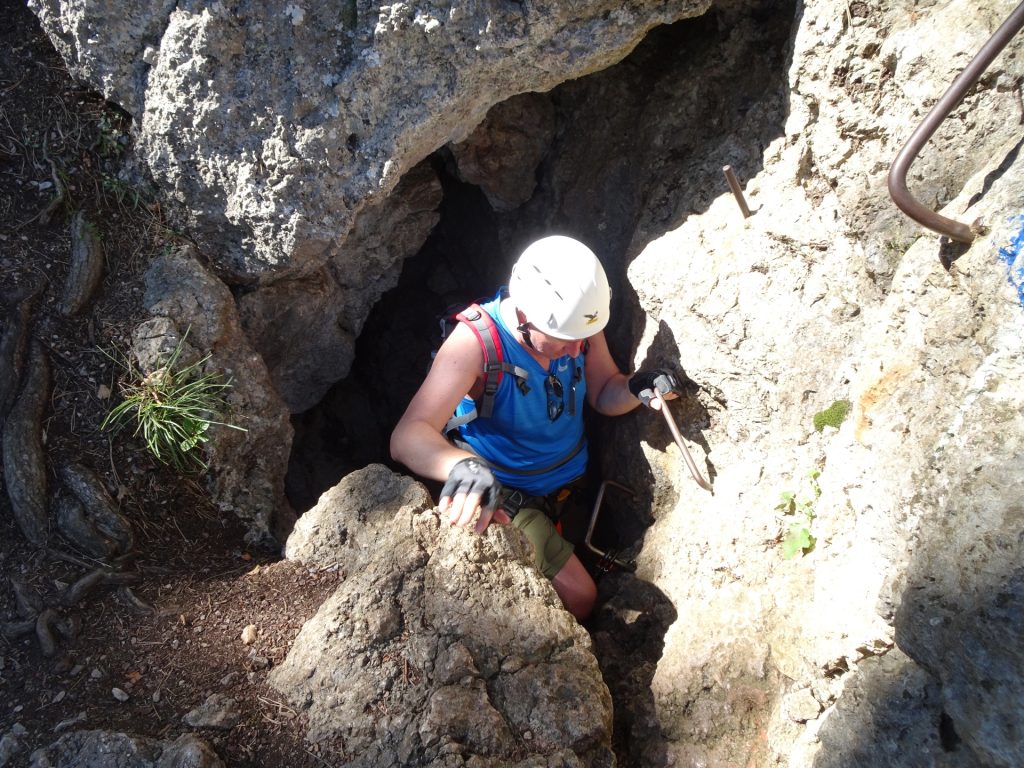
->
[628,369,683,408]
[440,457,502,509]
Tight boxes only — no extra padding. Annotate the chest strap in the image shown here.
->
[450,432,585,477]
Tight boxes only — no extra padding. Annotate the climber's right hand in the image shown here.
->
[438,457,509,534]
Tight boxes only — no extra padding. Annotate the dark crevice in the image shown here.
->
[285,156,503,511]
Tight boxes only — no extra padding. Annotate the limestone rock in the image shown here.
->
[271,473,613,767]
[141,246,294,545]
[0,723,26,767]
[29,0,709,413]
[283,463,433,570]
[26,0,174,117]
[782,688,821,723]
[23,0,1024,764]
[449,92,556,212]
[812,650,981,768]
[237,162,443,412]
[29,730,224,768]
[182,694,241,730]
[30,0,708,281]
[892,315,1024,767]
[615,1,1024,764]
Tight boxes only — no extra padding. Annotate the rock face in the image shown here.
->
[890,311,1024,767]
[449,92,556,212]
[612,0,1024,765]
[141,246,294,545]
[29,0,708,278]
[270,464,614,767]
[236,161,443,412]
[28,0,709,411]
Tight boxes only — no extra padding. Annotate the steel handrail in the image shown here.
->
[652,389,713,492]
[888,1,1024,243]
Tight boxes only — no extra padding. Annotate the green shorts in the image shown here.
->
[511,506,574,579]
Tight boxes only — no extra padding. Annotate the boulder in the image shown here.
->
[271,466,613,767]
[29,730,224,768]
[29,0,709,412]
[29,0,709,282]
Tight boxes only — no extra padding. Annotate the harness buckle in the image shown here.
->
[501,489,528,520]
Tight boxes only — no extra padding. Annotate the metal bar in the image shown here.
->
[888,1,1024,243]
[723,165,752,218]
[584,480,636,571]
[652,389,713,492]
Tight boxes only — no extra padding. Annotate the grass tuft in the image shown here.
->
[101,331,246,472]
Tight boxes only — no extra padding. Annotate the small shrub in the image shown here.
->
[100,174,145,211]
[813,399,851,432]
[101,332,245,472]
[94,110,129,158]
[776,469,821,559]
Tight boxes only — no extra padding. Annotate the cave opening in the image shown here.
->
[284,1,797,762]
[286,0,796,517]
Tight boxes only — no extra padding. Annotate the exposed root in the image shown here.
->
[61,567,138,608]
[117,584,156,615]
[2,341,51,546]
[35,608,59,657]
[11,577,43,618]
[59,209,105,316]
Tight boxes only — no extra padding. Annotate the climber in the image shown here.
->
[390,235,683,620]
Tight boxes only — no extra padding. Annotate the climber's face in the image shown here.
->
[525,327,585,360]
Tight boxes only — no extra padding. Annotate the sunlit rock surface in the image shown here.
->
[271,464,614,767]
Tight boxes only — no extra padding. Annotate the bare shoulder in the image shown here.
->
[435,319,485,373]
[583,330,623,406]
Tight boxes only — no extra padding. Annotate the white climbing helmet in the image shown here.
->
[508,236,611,340]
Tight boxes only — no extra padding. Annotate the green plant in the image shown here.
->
[101,333,246,472]
[882,238,913,259]
[100,173,145,211]
[776,469,821,559]
[813,399,851,432]
[94,110,128,157]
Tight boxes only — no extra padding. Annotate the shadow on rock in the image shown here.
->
[588,571,678,768]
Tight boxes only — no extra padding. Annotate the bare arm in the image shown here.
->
[390,323,510,531]
[390,322,482,480]
[583,332,642,416]
[583,332,676,415]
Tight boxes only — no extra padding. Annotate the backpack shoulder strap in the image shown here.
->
[454,304,529,419]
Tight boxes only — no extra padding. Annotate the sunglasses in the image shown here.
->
[545,374,564,421]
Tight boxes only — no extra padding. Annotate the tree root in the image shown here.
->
[117,585,156,615]
[36,608,60,657]
[2,341,51,546]
[59,210,105,316]
[0,281,42,423]
[61,567,138,609]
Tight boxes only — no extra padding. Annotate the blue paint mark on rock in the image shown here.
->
[997,214,1024,307]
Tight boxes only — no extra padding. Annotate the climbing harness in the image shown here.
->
[499,484,572,521]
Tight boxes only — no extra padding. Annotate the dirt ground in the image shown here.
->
[0,2,336,765]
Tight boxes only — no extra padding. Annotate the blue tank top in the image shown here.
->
[452,292,588,495]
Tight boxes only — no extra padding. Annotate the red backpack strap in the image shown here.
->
[455,304,529,418]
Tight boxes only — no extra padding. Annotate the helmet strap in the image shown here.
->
[514,308,536,350]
